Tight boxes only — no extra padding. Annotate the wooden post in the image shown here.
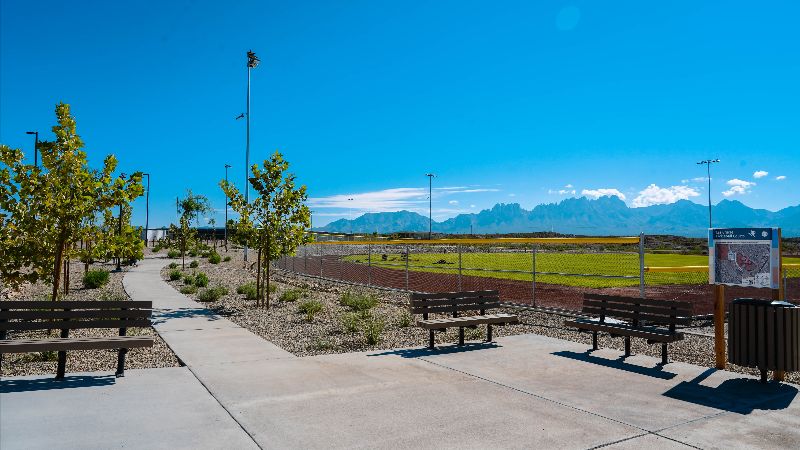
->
[714,284,726,369]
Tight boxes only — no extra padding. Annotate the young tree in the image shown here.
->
[0,103,143,300]
[168,190,210,268]
[221,151,311,307]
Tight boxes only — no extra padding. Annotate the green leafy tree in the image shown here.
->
[168,190,210,269]
[221,151,311,307]
[0,103,143,300]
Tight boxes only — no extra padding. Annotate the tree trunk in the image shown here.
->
[265,233,271,309]
[181,235,186,269]
[52,240,66,301]
[256,246,263,307]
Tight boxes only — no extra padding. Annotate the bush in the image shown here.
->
[83,270,110,289]
[396,311,413,328]
[298,300,323,321]
[189,260,199,268]
[340,291,378,312]
[168,269,182,281]
[167,249,180,259]
[363,316,385,345]
[280,288,306,302]
[168,262,178,269]
[180,285,198,295]
[339,312,362,334]
[208,252,221,264]
[237,282,258,300]
[188,249,198,257]
[223,256,232,262]
[194,272,209,287]
[182,274,195,285]
[197,285,228,302]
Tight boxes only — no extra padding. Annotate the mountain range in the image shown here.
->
[316,196,800,237]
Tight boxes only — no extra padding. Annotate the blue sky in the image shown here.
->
[2,1,799,228]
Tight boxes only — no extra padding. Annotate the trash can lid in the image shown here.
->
[731,298,797,308]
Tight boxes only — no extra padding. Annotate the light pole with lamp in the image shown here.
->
[697,159,720,228]
[224,164,231,251]
[142,173,150,247]
[242,50,260,262]
[347,198,354,237]
[26,131,39,167]
[425,173,435,240]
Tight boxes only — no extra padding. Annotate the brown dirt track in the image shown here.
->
[281,256,799,316]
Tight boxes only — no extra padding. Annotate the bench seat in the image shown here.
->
[0,336,154,353]
[565,318,684,343]
[418,313,519,330]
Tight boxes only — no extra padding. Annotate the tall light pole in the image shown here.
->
[244,49,260,261]
[347,198,354,236]
[425,173,435,240]
[224,164,231,251]
[142,173,150,247]
[697,159,720,229]
[26,131,39,167]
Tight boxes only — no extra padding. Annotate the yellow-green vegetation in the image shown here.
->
[298,300,323,321]
[339,291,379,312]
[82,270,110,289]
[344,252,800,288]
[280,288,307,302]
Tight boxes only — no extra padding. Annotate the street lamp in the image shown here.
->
[425,173,436,240]
[142,173,150,247]
[243,49,260,262]
[25,131,38,167]
[697,159,720,229]
[347,198,354,236]
[224,164,231,251]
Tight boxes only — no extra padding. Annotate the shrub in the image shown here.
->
[188,249,198,257]
[194,272,209,287]
[208,252,221,264]
[396,311,413,328]
[82,270,110,289]
[298,300,323,321]
[182,274,195,285]
[168,262,178,269]
[223,256,232,262]
[167,249,180,259]
[280,288,306,302]
[197,285,228,302]
[189,260,199,268]
[311,339,336,351]
[340,291,378,312]
[168,269,182,281]
[339,312,362,334]
[363,316,385,345]
[180,285,198,295]
[237,282,258,299]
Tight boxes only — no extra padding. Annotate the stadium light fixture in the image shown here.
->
[243,50,260,261]
[697,159,721,229]
[425,173,436,239]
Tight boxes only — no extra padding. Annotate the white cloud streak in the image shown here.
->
[722,179,756,197]
[631,184,700,207]
[753,170,769,179]
[581,188,626,200]
[776,175,787,181]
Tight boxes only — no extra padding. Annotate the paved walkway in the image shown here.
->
[3,257,800,449]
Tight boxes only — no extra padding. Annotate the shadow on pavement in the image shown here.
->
[663,368,798,414]
[0,375,116,393]
[151,308,223,325]
[368,342,501,358]
[552,350,678,380]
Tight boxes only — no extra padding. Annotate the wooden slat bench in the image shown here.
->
[410,290,519,349]
[564,294,692,364]
[0,301,154,379]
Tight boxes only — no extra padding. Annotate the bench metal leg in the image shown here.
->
[458,327,465,346]
[116,348,128,377]
[624,337,631,357]
[592,331,598,351]
[486,324,493,342]
[428,330,435,349]
[56,351,67,379]
[661,343,668,365]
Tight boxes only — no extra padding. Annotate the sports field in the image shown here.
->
[343,253,800,289]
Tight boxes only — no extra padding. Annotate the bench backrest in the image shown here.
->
[582,294,692,329]
[0,301,153,334]
[410,291,500,319]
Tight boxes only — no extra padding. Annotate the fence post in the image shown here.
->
[532,245,537,307]
[368,244,372,286]
[339,244,344,281]
[405,245,410,291]
[458,245,463,291]
[320,245,324,278]
[639,232,646,298]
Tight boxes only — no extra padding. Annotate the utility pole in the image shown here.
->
[425,173,435,239]
[697,159,720,228]
[244,49,260,261]
[25,131,39,167]
[142,173,150,247]
[224,164,231,251]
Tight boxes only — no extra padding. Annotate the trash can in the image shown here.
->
[728,298,799,382]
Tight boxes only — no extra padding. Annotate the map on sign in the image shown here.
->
[709,228,780,289]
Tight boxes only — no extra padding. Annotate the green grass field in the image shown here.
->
[343,252,800,289]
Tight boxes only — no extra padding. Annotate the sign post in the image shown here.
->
[708,227,782,371]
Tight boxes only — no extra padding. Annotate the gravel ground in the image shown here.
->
[1,259,181,377]
[163,247,798,385]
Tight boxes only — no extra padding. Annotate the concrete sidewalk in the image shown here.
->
[3,257,799,449]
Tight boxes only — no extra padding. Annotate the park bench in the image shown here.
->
[564,293,692,364]
[0,300,154,379]
[410,290,519,349]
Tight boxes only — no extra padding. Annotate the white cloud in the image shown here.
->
[691,177,708,183]
[565,184,573,188]
[581,188,626,200]
[722,179,756,197]
[469,204,476,208]
[308,185,497,214]
[548,189,577,195]
[776,175,787,181]
[448,200,459,205]
[631,184,700,207]
[753,170,769,179]
[680,179,689,184]
[508,193,516,197]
